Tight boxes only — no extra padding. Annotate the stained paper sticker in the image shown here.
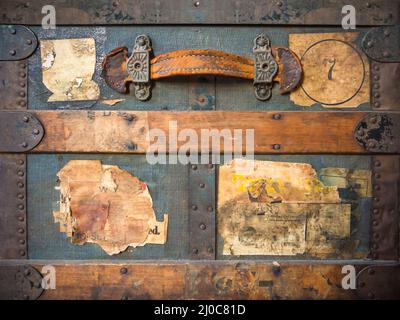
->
[40,38,100,101]
[53,160,168,255]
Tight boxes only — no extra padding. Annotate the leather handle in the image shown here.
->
[102,47,302,94]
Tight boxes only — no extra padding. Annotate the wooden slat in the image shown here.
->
[32,111,366,153]
[32,262,357,300]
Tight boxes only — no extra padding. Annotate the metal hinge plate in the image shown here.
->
[354,113,400,152]
[362,26,400,63]
[0,25,38,61]
[0,112,44,152]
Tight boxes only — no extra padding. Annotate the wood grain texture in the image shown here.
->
[34,262,356,300]
[32,111,366,153]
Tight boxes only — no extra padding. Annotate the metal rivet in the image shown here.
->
[19,250,26,256]
[207,246,214,253]
[18,159,24,165]
[373,75,379,81]
[18,182,24,188]
[373,209,379,215]
[20,82,26,88]
[272,144,281,150]
[19,72,26,78]
[120,267,128,275]
[17,170,24,177]
[18,216,24,222]
[366,2,371,8]
[373,233,379,239]
[367,141,376,149]
[372,243,378,250]
[199,183,205,188]
[199,223,206,230]
[10,28,16,34]
[368,268,375,275]
[373,83,379,89]
[382,51,390,58]
[192,248,198,254]
[366,41,373,48]
[26,39,32,45]
[10,49,16,56]
[19,100,26,107]
[373,102,380,108]
[19,239,25,245]
[18,204,24,210]
[208,164,214,170]
[121,295,129,300]
[374,160,381,167]
[21,142,28,148]
[372,220,379,226]
[370,116,377,124]
[23,294,30,300]
[373,65,379,71]
[272,113,281,120]
[191,164,197,170]
[18,228,24,234]
[384,29,391,37]
[33,128,40,135]
[191,205,198,210]
[24,268,31,276]
[207,206,213,212]
[374,173,381,179]
[373,92,380,98]
[276,1,283,7]
[194,1,200,7]
[22,116,29,122]
[374,197,379,202]
[17,193,24,199]
[373,185,380,191]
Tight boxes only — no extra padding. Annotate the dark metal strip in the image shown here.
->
[362,26,400,63]
[0,25,37,61]
[370,60,400,111]
[0,0,397,25]
[369,156,399,260]
[0,112,44,152]
[357,264,400,299]
[0,61,28,110]
[188,163,216,259]
[0,265,43,300]
[0,155,27,259]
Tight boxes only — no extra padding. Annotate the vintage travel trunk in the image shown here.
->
[0,0,399,299]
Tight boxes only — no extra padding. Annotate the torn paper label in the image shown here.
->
[40,38,100,101]
[218,159,353,257]
[53,160,168,255]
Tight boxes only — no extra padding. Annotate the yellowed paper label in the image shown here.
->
[289,33,369,108]
[40,38,100,101]
[218,159,353,257]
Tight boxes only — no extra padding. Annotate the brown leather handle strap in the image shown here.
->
[150,49,254,80]
[102,47,302,94]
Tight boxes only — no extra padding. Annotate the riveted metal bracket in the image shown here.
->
[253,33,278,101]
[0,265,43,300]
[126,35,152,101]
[362,26,400,63]
[357,265,400,299]
[369,156,399,260]
[0,25,38,61]
[0,60,28,109]
[0,112,44,152]
[188,163,216,259]
[354,113,400,152]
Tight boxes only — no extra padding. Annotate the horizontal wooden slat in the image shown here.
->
[32,110,366,153]
[29,262,357,300]
[0,0,397,25]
